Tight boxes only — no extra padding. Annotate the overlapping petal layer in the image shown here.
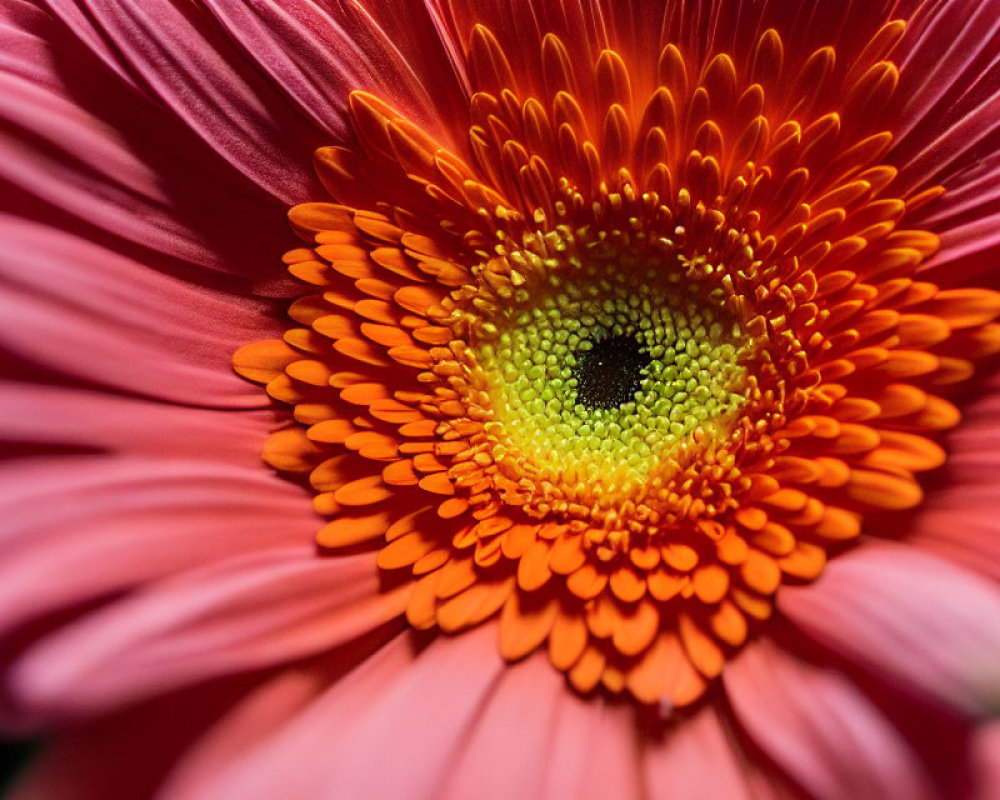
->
[2,1,1000,798]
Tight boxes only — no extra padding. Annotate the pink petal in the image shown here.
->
[0,71,224,268]
[37,0,142,90]
[43,0,323,202]
[972,721,1000,800]
[7,549,406,722]
[6,677,256,799]
[0,383,275,458]
[439,650,640,800]
[202,0,469,152]
[923,213,1000,286]
[1,2,78,90]
[901,377,1000,578]
[0,217,283,405]
[0,10,301,273]
[778,542,1000,716]
[156,667,336,799]
[893,0,1000,176]
[906,489,1000,582]
[160,626,506,800]
[535,681,641,800]
[0,458,315,646]
[725,637,934,800]
[642,702,753,800]
[889,0,1000,284]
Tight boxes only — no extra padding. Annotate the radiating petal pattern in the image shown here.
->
[2,1,1000,798]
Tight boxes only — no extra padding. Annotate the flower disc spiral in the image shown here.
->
[235,20,1000,705]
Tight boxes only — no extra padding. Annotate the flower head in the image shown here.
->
[239,13,1000,705]
[3,1,1000,798]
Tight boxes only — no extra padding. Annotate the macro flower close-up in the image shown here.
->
[4,0,1000,797]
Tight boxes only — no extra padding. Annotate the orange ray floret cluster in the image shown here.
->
[235,21,1000,706]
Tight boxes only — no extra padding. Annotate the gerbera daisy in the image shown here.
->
[3,1,1000,798]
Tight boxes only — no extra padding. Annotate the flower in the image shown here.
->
[3,1,1000,798]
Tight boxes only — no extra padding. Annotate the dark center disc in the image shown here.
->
[573,333,652,411]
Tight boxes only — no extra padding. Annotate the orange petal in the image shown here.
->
[873,383,926,417]
[309,454,360,492]
[626,632,706,706]
[827,423,880,455]
[778,542,827,580]
[612,598,660,656]
[361,322,411,348]
[340,381,391,405]
[715,530,750,564]
[566,563,608,600]
[548,534,586,575]
[600,664,627,694]
[709,600,748,647]
[730,587,773,620]
[335,337,393,367]
[418,472,455,496]
[369,398,424,424]
[307,419,359,445]
[924,288,1000,328]
[316,508,392,548]
[286,359,334,387]
[584,588,619,639]
[498,591,559,661]
[473,537,503,567]
[912,395,960,429]
[345,430,399,460]
[630,545,661,570]
[312,492,339,516]
[377,531,437,570]
[334,474,393,506]
[734,506,767,531]
[382,459,419,486]
[501,523,537,559]
[749,522,795,557]
[859,431,945,472]
[760,488,809,513]
[692,564,729,604]
[435,556,477,599]
[568,645,606,693]
[647,568,685,601]
[609,565,647,603]
[436,577,513,633]
[740,550,782,595]
[384,505,436,542]
[262,428,323,472]
[814,506,861,540]
[405,571,441,630]
[662,543,699,571]
[280,327,326,360]
[232,340,299,383]
[388,345,434,369]
[436,496,469,520]
[678,613,724,678]
[413,549,450,575]
[549,607,589,670]
[288,203,351,231]
[845,468,922,509]
[517,541,553,591]
[395,284,443,315]
[413,452,447,473]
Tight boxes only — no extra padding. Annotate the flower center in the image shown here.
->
[574,332,650,411]
[473,256,749,493]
